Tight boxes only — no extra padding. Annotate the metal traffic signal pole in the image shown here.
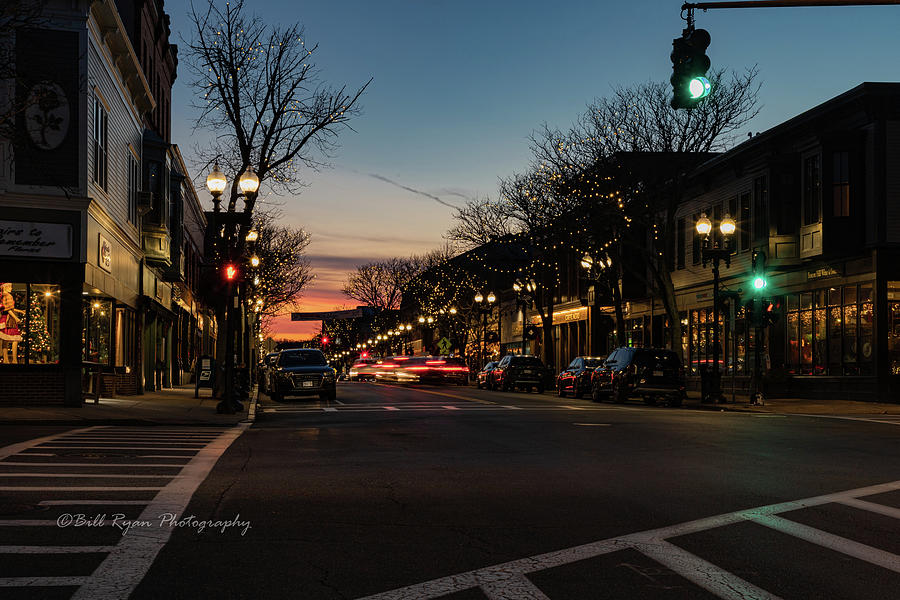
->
[682,0,899,10]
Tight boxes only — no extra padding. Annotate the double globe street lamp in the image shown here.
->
[474,291,496,368]
[205,163,260,414]
[695,212,736,404]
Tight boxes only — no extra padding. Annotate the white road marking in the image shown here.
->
[70,423,249,600]
[837,497,900,519]
[753,514,900,573]
[797,414,900,426]
[39,500,150,506]
[562,405,585,410]
[383,406,399,411]
[0,576,89,587]
[333,399,345,405]
[0,463,187,468]
[442,406,460,410]
[323,407,338,412]
[355,478,900,600]
[0,546,115,553]
[633,538,782,600]
[0,473,179,478]
[502,405,523,410]
[0,486,164,491]
[35,447,201,451]
[0,427,101,460]
[572,423,611,427]
[481,574,552,600]
[12,453,55,456]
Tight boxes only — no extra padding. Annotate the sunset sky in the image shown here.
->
[167,0,899,339]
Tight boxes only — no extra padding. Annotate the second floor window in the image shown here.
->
[753,175,768,240]
[92,94,108,190]
[833,151,850,217]
[803,154,821,226]
[128,153,140,224]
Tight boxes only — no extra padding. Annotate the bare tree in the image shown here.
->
[444,197,512,251]
[530,68,761,361]
[341,257,417,311]
[0,1,51,167]
[251,213,314,327]
[185,0,370,220]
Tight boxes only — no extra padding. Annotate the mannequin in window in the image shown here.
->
[0,283,24,363]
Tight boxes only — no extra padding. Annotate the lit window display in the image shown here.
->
[0,283,61,365]
[83,297,112,364]
[785,283,873,375]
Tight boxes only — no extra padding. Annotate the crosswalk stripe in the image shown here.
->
[751,514,900,573]
[837,497,900,519]
[634,539,782,600]
[0,546,115,553]
[480,574,552,600]
[0,576,89,587]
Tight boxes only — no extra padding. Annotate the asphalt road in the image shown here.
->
[3,383,900,599]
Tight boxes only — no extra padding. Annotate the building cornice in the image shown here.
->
[90,0,155,115]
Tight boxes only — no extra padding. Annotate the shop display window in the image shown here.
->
[889,282,900,376]
[83,297,112,364]
[0,283,61,365]
[784,282,873,376]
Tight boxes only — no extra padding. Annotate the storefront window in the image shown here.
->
[115,307,136,371]
[889,282,900,376]
[1,283,61,365]
[784,282,874,376]
[83,297,113,364]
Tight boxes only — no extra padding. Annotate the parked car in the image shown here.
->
[268,349,337,402]
[477,361,498,389]
[258,351,280,392]
[556,356,606,398]
[349,357,378,381]
[492,354,547,393]
[591,347,685,407]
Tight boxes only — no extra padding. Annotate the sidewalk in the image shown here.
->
[682,392,900,416]
[0,385,255,426]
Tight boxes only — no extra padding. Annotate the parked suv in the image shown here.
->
[268,349,337,402]
[492,354,546,393]
[591,347,685,407]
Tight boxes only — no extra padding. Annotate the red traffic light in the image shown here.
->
[321,336,330,345]
[224,264,238,281]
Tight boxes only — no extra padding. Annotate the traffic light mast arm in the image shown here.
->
[683,0,899,11]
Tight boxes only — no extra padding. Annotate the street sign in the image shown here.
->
[437,337,451,355]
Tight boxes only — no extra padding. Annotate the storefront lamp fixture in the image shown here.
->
[245,230,259,243]
[250,255,260,267]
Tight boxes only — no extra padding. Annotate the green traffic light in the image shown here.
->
[753,276,767,290]
[688,77,711,99]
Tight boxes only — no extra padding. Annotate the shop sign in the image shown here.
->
[98,234,112,272]
[0,220,73,258]
[807,265,842,281]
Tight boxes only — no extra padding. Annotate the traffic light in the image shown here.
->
[224,263,239,282]
[670,28,712,109]
[320,335,330,346]
[762,300,782,327]
[751,250,767,291]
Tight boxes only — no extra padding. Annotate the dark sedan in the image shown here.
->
[556,356,605,398]
[476,361,498,389]
[268,349,337,402]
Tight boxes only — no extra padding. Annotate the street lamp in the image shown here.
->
[513,279,534,355]
[696,212,736,403]
[474,291,496,367]
[206,162,227,212]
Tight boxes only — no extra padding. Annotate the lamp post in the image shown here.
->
[474,291,496,367]
[512,280,535,355]
[696,212,736,403]
[206,164,260,414]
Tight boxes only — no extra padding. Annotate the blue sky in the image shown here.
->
[166,0,900,337]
